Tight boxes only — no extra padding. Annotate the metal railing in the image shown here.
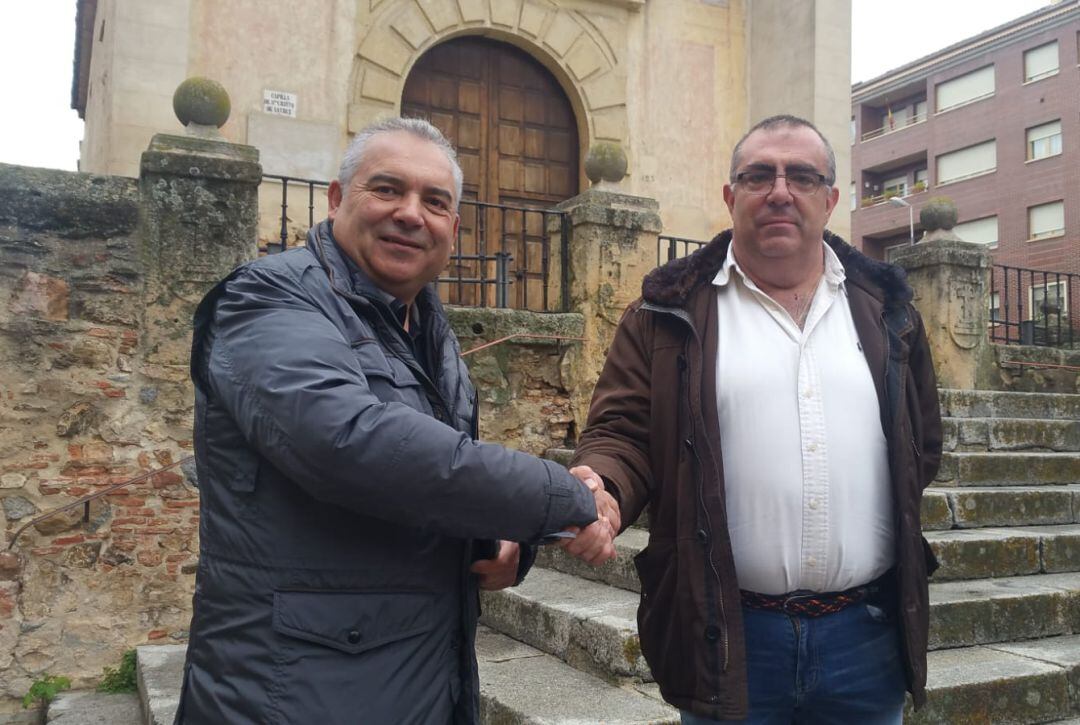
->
[260,175,570,312]
[446,200,569,312]
[657,235,709,266]
[990,264,1078,349]
[861,110,928,142]
[262,174,330,254]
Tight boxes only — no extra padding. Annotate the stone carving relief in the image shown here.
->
[949,272,984,350]
[349,0,630,144]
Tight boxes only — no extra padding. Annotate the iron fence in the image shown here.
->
[262,174,329,254]
[990,264,1078,349]
[657,235,709,266]
[260,175,569,312]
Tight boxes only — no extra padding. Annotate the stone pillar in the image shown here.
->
[138,78,260,384]
[891,237,994,390]
[554,188,662,430]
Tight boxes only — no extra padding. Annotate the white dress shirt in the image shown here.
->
[712,241,893,595]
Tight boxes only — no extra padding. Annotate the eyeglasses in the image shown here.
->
[734,169,830,196]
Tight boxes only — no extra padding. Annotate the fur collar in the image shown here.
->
[642,230,912,308]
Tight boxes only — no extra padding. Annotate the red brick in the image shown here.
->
[51,535,85,546]
[165,554,189,562]
[151,471,183,487]
[39,485,62,495]
[103,389,126,399]
[147,629,168,640]
[87,328,114,338]
[67,487,89,497]
[30,546,63,556]
[164,500,200,509]
[67,444,83,459]
[139,527,177,535]
[112,517,149,526]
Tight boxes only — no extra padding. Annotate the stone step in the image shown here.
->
[476,626,678,723]
[927,525,1080,581]
[479,566,649,683]
[910,635,1080,724]
[940,388,1080,421]
[136,644,186,725]
[926,485,1080,530]
[45,691,141,725]
[937,451,1080,486]
[944,417,1080,452]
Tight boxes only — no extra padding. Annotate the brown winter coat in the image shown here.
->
[573,230,943,720]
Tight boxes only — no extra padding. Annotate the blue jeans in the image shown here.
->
[682,602,907,724]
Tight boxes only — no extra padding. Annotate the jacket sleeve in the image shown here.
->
[908,306,943,489]
[202,263,596,543]
[571,302,655,530]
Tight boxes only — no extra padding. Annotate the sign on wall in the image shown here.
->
[262,90,297,118]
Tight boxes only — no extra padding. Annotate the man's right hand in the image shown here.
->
[557,465,620,566]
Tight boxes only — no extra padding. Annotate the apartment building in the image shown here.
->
[851,0,1079,280]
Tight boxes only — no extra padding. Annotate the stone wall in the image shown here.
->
[0,163,199,701]
[991,344,1080,394]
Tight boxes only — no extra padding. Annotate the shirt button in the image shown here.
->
[347,630,362,644]
[803,389,814,399]
[807,556,817,567]
[809,498,819,510]
[806,442,818,453]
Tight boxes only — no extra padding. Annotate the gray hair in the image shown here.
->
[728,114,836,187]
[338,117,465,208]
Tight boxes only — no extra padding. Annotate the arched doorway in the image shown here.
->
[402,37,580,308]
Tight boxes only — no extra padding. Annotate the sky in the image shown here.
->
[0,0,1060,172]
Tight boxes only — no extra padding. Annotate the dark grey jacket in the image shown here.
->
[176,221,596,724]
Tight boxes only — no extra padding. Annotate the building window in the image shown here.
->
[882,174,907,198]
[937,140,996,185]
[1023,41,1059,83]
[989,292,1001,322]
[1029,281,1068,324]
[954,216,999,247]
[914,168,928,192]
[914,100,927,121]
[1028,200,1065,241]
[850,116,856,145]
[935,65,994,112]
[1027,120,1062,161]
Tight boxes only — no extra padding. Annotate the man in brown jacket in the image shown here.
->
[572,115,942,723]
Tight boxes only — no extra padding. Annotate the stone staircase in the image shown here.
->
[49,388,1080,724]
[478,388,1080,723]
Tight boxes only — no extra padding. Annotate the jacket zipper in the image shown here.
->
[641,302,729,673]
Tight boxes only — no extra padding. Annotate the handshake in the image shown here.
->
[556,465,621,567]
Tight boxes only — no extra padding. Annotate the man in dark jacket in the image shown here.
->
[572,115,942,722]
[177,117,619,724]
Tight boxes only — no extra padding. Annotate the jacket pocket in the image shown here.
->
[921,535,940,577]
[264,590,449,723]
[633,541,691,696]
[352,340,425,403]
[271,589,434,655]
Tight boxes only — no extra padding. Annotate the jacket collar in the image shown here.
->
[642,229,913,309]
[305,219,445,322]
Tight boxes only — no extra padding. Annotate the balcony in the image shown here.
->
[861,111,928,142]
[860,182,928,209]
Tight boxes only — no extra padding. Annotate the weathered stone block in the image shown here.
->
[1041,526,1080,574]
[921,490,953,530]
[926,530,1041,581]
[948,488,1073,528]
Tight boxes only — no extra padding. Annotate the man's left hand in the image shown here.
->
[470,541,521,591]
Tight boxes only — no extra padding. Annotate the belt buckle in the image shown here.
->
[780,591,814,615]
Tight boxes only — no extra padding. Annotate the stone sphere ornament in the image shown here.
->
[920,196,958,231]
[584,142,628,185]
[173,77,231,129]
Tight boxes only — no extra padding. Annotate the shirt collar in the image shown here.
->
[711,238,847,289]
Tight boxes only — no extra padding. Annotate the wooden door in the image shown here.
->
[401,37,579,308]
